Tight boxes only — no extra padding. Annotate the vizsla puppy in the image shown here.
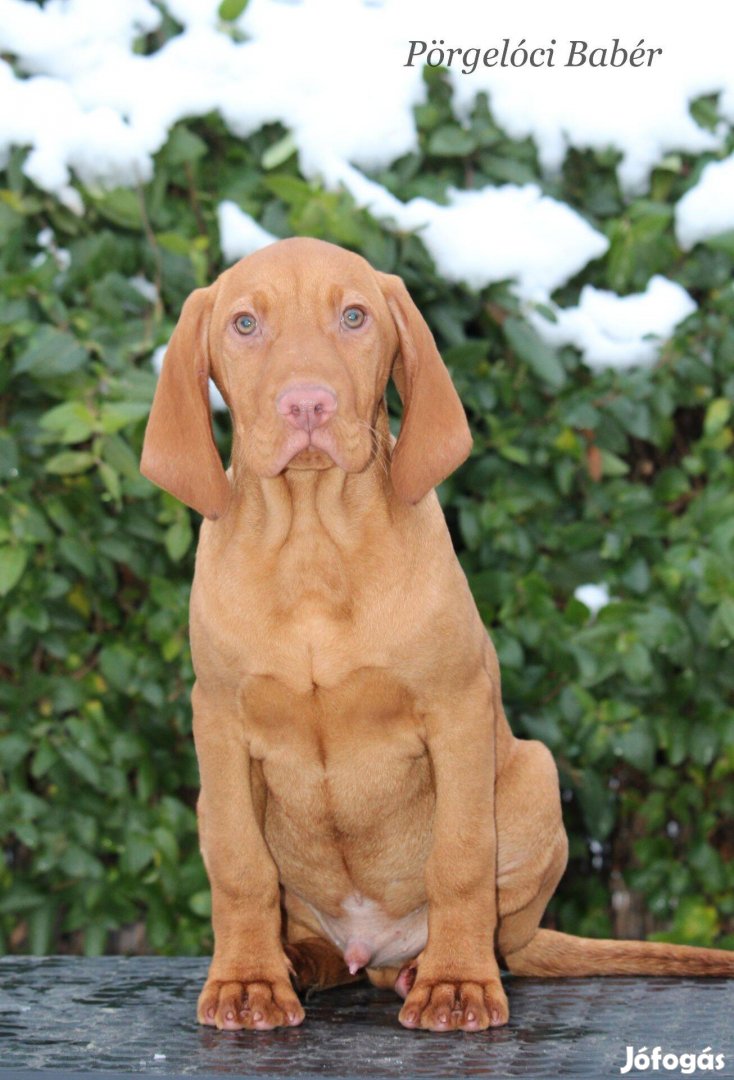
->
[141,237,733,1033]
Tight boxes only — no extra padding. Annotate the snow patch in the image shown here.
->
[218,202,277,263]
[574,583,612,616]
[530,276,696,371]
[675,154,734,250]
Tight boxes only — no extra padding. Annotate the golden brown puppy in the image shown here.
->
[141,237,733,1033]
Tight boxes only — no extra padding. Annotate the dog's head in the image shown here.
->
[140,238,471,518]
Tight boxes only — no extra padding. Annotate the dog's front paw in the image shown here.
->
[197,977,305,1031]
[398,975,508,1032]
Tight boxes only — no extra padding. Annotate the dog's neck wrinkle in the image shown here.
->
[225,453,391,554]
[228,412,395,554]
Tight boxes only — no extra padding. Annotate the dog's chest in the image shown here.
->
[243,667,430,845]
[243,666,423,767]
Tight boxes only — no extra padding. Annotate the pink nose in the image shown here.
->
[276,384,337,431]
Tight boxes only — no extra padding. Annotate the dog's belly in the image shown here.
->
[303,893,428,969]
[243,667,434,967]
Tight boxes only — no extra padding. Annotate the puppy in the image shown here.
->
[141,237,733,1032]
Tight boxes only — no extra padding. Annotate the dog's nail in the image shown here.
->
[466,1011,475,1022]
[252,1010,263,1021]
[490,1008,502,1025]
[225,1010,234,1021]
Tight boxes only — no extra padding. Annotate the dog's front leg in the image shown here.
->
[192,684,304,1031]
[399,678,508,1033]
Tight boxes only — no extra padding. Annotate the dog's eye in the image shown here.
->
[341,306,366,329]
[234,313,257,335]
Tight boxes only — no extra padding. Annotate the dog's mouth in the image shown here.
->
[244,417,374,479]
[284,445,338,472]
[276,421,364,473]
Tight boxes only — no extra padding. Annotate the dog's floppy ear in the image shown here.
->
[140,285,230,520]
[378,273,472,504]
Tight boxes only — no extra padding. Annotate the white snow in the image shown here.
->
[1,0,732,373]
[530,276,697,371]
[32,226,71,270]
[219,186,609,301]
[396,187,609,301]
[218,202,276,263]
[675,153,734,250]
[574,583,612,616]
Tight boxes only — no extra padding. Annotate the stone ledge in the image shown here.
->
[1,956,733,1078]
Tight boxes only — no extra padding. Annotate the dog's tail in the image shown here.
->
[504,929,734,977]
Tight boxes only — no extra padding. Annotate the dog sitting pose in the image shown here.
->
[141,237,733,1033]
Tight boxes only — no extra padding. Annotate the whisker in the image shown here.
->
[355,418,390,478]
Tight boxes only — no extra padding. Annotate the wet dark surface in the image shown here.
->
[0,956,732,1078]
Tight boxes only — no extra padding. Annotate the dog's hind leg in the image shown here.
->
[494,738,569,965]
[284,934,364,993]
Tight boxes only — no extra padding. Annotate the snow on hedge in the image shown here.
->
[530,277,697,372]
[1,0,731,371]
[675,154,734,250]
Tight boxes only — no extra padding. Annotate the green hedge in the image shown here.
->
[1,71,733,955]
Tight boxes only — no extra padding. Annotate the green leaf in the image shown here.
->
[45,450,96,475]
[0,885,45,915]
[620,642,653,685]
[0,546,28,595]
[98,462,121,501]
[703,229,734,259]
[577,771,615,840]
[99,401,151,434]
[14,326,88,379]
[0,430,19,478]
[92,188,144,230]
[164,125,208,167]
[688,725,720,767]
[0,733,30,769]
[458,506,482,550]
[262,133,297,171]
[39,401,96,443]
[165,518,193,562]
[57,745,102,789]
[99,644,136,692]
[28,903,55,954]
[58,535,95,577]
[669,896,719,946]
[616,723,656,771]
[59,844,104,879]
[121,834,155,875]
[83,922,109,957]
[598,449,629,477]
[716,596,734,638]
[218,0,248,19]
[427,125,477,157]
[503,317,566,389]
[189,890,212,917]
[156,231,195,256]
[31,740,58,779]
[703,397,731,436]
[265,174,313,208]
